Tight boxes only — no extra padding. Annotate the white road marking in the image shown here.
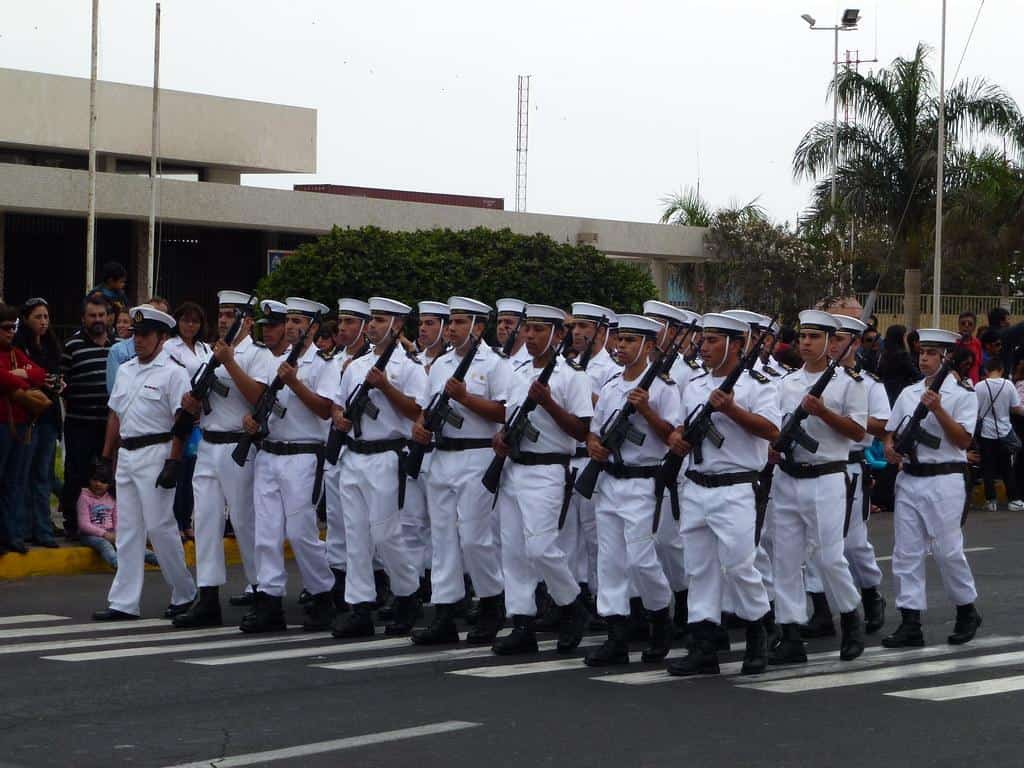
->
[160,720,481,768]
[42,630,311,662]
[182,636,418,665]
[0,618,167,640]
[886,674,1024,702]
[875,546,992,562]
[0,626,238,655]
[0,614,69,626]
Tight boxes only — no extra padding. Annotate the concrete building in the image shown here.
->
[0,67,707,324]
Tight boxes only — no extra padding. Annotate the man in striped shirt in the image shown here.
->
[61,295,113,537]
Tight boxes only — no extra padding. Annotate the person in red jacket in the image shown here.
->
[0,302,47,554]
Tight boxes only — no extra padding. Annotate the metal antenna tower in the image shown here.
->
[515,75,530,212]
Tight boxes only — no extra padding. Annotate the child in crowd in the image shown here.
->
[77,465,158,569]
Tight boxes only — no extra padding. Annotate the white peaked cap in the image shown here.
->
[832,314,867,335]
[702,313,751,336]
[369,296,412,316]
[447,296,492,315]
[496,298,527,315]
[337,298,370,319]
[616,313,664,337]
[418,301,450,317]
[723,309,770,329]
[217,290,253,307]
[258,300,288,324]
[799,309,841,332]
[571,302,614,322]
[525,304,566,323]
[917,328,960,347]
[285,297,329,317]
[130,305,175,330]
[643,300,691,326]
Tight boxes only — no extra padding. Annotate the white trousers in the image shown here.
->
[892,472,977,611]
[324,460,346,572]
[403,474,432,577]
[426,448,503,604]
[337,450,419,604]
[252,451,333,598]
[682,481,769,624]
[192,440,257,589]
[655,482,689,593]
[594,475,672,617]
[108,443,196,615]
[497,462,580,616]
[771,470,861,624]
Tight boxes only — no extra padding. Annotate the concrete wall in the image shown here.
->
[0,67,316,174]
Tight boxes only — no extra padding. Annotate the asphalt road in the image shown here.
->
[1,510,1022,768]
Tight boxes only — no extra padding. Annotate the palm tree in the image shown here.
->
[659,186,713,227]
[793,43,1022,328]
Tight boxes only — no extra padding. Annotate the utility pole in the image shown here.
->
[147,2,161,298]
[932,0,946,326]
[85,0,99,293]
[515,75,530,213]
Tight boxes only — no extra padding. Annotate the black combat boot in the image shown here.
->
[741,616,768,675]
[534,583,560,631]
[302,591,336,632]
[466,594,505,645]
[332,601,375,639]
[666,621,720,676]
[882,608,925,648]
[627,597,650,642]
[861,586,886,634]
[673,590,689,641]
[641,607,672,663]
[298,589,312,606]
[722,612,745,630]
[238,592,286,634]
[492,615,539,655]
[373,569,393,619]
[800,592,836,638]
[411,603,460,645]
[584,616,630,667]
[173,586,222,628]
[711,622,731,651]
[584,586,606,631]
[764,603,780,651]
[418,569,432,604]
[556,594,589,653]
[948,603,982,645]
[839,610,865,661]
[330,568,349,614]
[384,594,422,636]
[229,585,257,607]
[768,623,807,665]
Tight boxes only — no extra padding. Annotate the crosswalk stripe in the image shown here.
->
[0,626,238,656]
[181,636,422,665]
[875,546,992,562]
[0,614,69,626]
[885,674,1024,702]
[737,649,1024,693]
[41,629,310,662]
[0,618,167,640]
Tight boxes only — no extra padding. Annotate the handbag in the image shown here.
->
[6,351,53,420]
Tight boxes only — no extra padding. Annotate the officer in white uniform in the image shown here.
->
[583,314,681,667]
[490,304,593,656]
[173,291,272,628]
[414,301,450,369]
[93,306,197,621]
[495,298,531,367]
[769,309,867,664]
[663,313,779,676]
[410,296,510,646]
[882,328,981,647]
[241,297,336,633]
[326,297,429,638]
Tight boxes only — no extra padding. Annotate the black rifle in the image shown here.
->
[500,308,527,357]
[891,358,954,464]
[231,313,320,467]
[770,335,857,457]
[406,332,483,479]
[574,327,688,500]
[324,331,400,465]
[482,334,573,494]
[660,325,773,485]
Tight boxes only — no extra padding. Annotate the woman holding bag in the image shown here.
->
[976,357,1024,512]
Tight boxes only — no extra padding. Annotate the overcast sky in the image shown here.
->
[3,1,1019,225]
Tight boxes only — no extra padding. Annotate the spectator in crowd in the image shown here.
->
[114,309,133,340]
[988,306,1011,331]
[906,329,922,366]
[773,325,802,369]
[867,314,879,329]
[61,295,114,538]
[857,327,881,373]
[90,262,129,313]
[975,357,1024,512]
[955,348,976,382]
[77,463,158,570]
[164,301,211,538]
[0,302,47,554]
[980,328,1002,369]
[13,298,63,548]
[315,320,337,354]
[956,311,983,383]
[106,296,170,394]
[1011,352,1024,500]
[877,324,920,405]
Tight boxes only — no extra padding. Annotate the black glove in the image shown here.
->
[155,458,181,489]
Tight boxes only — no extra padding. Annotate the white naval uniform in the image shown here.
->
[771,364,866,625]
[191,336,269,590]
[749,359,788,603]
[106,350,196,615]
[163,336,211,378]
[496,355,593,616]
[252,343,334,598]
[323,347,428,605]
[508,344,531,367]
[424,343,510,604]
[681,370,778,624]
[885,375,978,611]
[591,365,680,617]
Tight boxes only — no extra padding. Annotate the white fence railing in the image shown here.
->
[857,293,1019,331]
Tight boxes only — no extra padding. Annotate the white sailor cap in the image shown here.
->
[130,305,175,332]
[616,314,664,338]
[447,296,492,316]
[799,309,841,333]
[418,301,451,318]
[723,309,770,330]
[217,290,253,308]
[917,328,960,348]
[285,297,329,319]
[337,298,370,319]
[643,300,692,326]
[701,312,751,336]
[571,302,614,323]
[831,314,868,336]
[524,304,566,325]
[369,296,413,316]
[258,300,288,325]
[496,298,527,316]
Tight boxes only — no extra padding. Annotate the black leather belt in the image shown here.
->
[605,463,660,480]
[902,461,967,477]
[260,441,326,506]
[121,433,171,451]
[407,440,434,454]
[511,452,570,467]
[435,437,492,451]
[686,469,761,488]
[778,460,848,479]
[848,449,866,463]
[202,430,247,444]
[574,446,589,459]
